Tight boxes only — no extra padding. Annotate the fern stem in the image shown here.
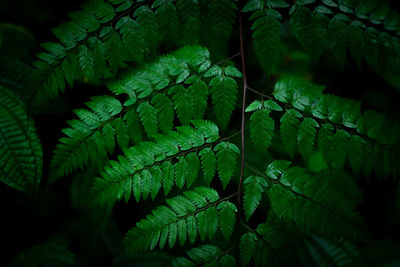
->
[236,11,248,266]
[247,86,274,99]
[214,52,241,65]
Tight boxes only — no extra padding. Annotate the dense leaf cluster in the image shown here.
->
[1,0,400,266]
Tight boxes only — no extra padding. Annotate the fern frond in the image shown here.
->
[0,86,42,194]
[209,75,239,129]
[240,232,258,265]
[272,77,400,178]
[217,201,237,240]
[123,187,237,251]
[49,95,126,180]
[176,0,201,45]
[92,121,238,204]
[250,109,275,152]
[214,142,240,189]
[137,101,159,138]
[245,2,285,75]
[50,47,241,181]
[253,213,298,266]
[297,117,319,162]
[296,234,364,267]
[153,0,180,46]
[206,0,238,58]
[286,1,400,75]
[198,147,217,186]
[32,1,210,103]
[264,160,366,240]
[243,175,268,220]
[280,109,302,159]
[133,6,160,53]
[171,244,235,267]
[7,242,75,267]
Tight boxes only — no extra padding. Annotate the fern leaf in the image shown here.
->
[205,206,219,239]
[124,187,230,251]
[265,160,292,180]
[198,147,217,186]
[154,0,180,46]
[266,161,367,240]
[206,0,238,57]
[186,152,200,187]
[348,20,366,68]
[78,44,95,81]
[331,129,350,169]
[113,117,129,148]
[240,232,258,266]
[209,75,238,129]
[250,10,283,75]
[123,109,143,144]
[214,142,240,189]
[0,87,43,194]
[169,84,193,125]
[243,175,268,220]
[217,201,237,240]
[290,7,329,60]
[50,95,123,179]
[280,109,302,158]
[92,121,231,203]
[176,0,201,45]
[137,101,159,138]
[171,245,232,267]
[115,16,144,62]
[318,123,336,167]
[297,118,319,162]
[298,235,364,267]
[328,17,348,68]
[174,156,188,189]
[185,75,208,119]
[162,161,174,196]
[133,6,160,52]
[245,100,263,112]
[250,109,275,151]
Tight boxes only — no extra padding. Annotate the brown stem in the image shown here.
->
[215,52,241,65]
[247,86,274,99]
[236,11,247,266]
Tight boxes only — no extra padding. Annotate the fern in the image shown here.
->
[3,1,400,266]
[0,86,42,194]
[243,175,267,220]
[244,0,286,75]
[6,242,75,267]
[123,187,237,251]
[92,120,239,204]
[50,46,241,181]
[240,232,258,265]
[171,244,236,266]
[265,160,366,241]
[246,76,400,178]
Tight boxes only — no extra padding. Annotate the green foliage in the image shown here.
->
[0,86,42,194]
[243,175,268,220]
[123,187,237,251]
[7,242,76,267]
[171,244,236,267]
[240,232,258,265]
[92,120,239,204]
[265,161,366,241]
[250,109,275,151]
[2,0,400,266]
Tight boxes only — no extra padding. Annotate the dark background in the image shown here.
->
[1,0,400,265]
